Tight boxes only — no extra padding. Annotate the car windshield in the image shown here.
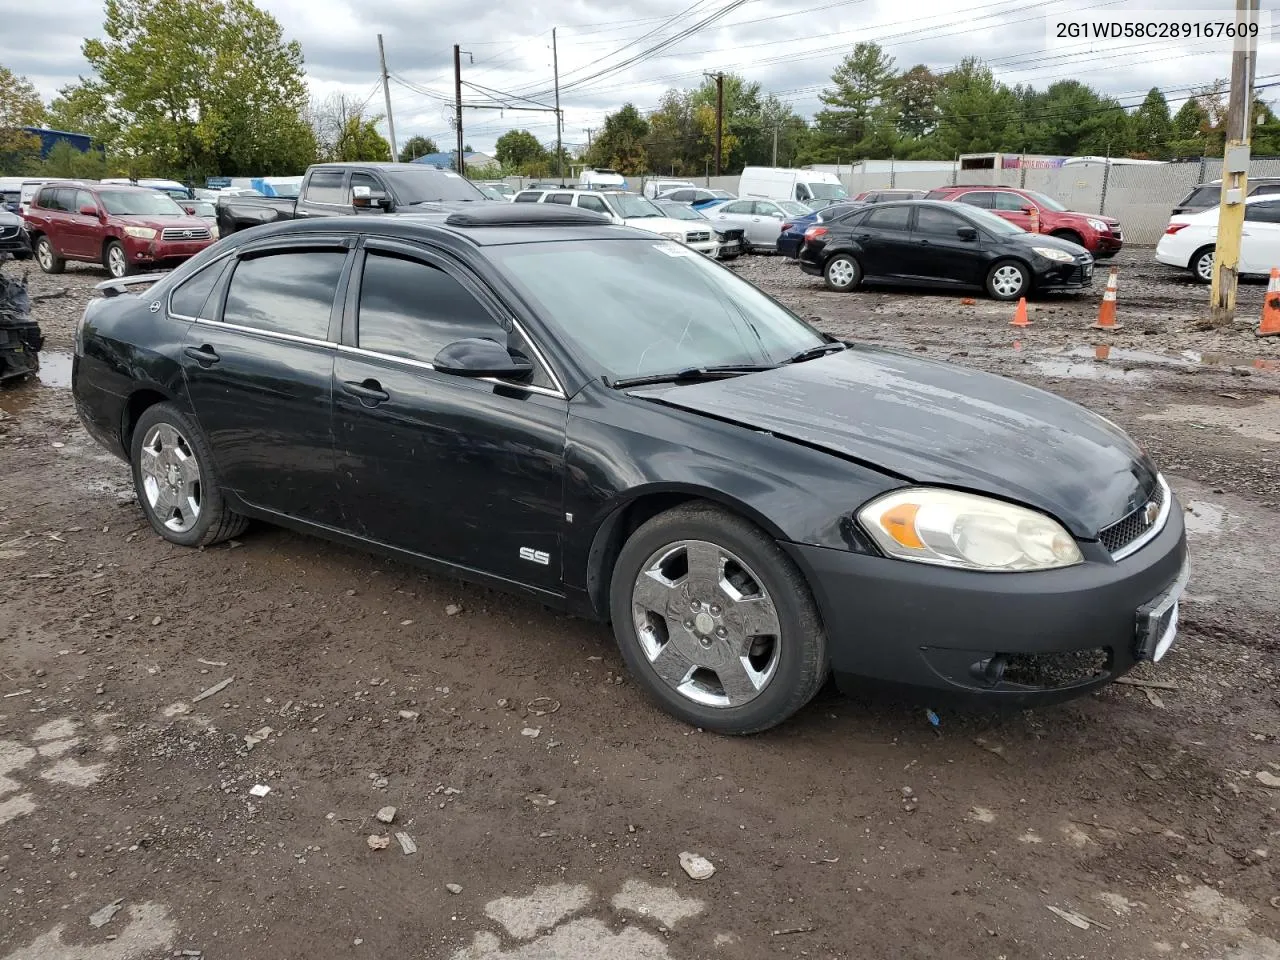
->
[963,205,1025,235]
[490,240,826,380]
[778,200,813,216]
[657,203,703,221]
[478,185,505,200]
[1023,189,1067,212]
[807,183,848,200]
[610,194,664,218]
[384,169,486,204]
[99,190,187,216]
[268,182,301,199]
[185,201,216,217]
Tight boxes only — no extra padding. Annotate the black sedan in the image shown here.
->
[72,204,1186,734]
[798,200,1094,300]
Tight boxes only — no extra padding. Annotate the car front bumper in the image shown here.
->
[783,495,1188,705]
[1034,258,1095,292]
[1092,234,1124,257]
[0,226,31,259]
[123,235,215,267]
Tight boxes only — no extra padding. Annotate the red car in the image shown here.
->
[24,183,216,278]
[924,185,1123,258]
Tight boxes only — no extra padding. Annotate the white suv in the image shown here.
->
[511,189,720,256]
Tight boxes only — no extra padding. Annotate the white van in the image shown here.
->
[738,167,848,205]
[643,177,696,199]
[578,168,627,190]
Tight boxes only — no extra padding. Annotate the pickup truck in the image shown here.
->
[216,162,488,236]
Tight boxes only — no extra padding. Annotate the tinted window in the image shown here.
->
[957,192,994,209]
[865,205,911,230]
[914,207,969,236]
[1252,184,1280,196]
[577,194,608,214]
[304,170,347,204]
[74,190,96,213]
[170,261,227,319]
[349,171,381,203]
[546,193,573,205]
[721,201,752,215]
[1185,185,1221,206]
[357,253,502,362]
[993,192,1029,211]
[1245,202,1280,223]
[513,192,542,203]
[668,190,694,201]
[99,190,186,216]
[382,168,486,203]
[223,251,346,340]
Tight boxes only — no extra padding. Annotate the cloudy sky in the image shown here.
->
[5,0,1278,157]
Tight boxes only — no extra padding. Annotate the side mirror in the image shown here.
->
[957,227,978,241]
[352,185,391,211]
[1021,205,1036,215]
[433,338,533,380]
[78,204,99,217]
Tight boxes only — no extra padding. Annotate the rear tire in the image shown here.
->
[34,236,64,274]
[1191,245,1214,284]
[609,502,828,735]
[986,259,1030,301]
[823,253,861,292]
[130,402,248,548]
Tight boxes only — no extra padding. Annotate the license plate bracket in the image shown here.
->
[1134,559,1190,662]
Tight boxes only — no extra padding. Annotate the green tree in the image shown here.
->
[397,135,437,162]
[586,103,648,174]
[813,42,899,159]
[333,115,389,161]
[0,65,45,174]
[81,0,315,179]
[1169,98,1209,157]
[1132,87,1172,158]
[893,64,942,140]
[494,129,547,172]
[928,58,1020,157]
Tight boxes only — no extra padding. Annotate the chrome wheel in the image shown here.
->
[107,244,127,278]
[139,423,202,533]
[827,257,856,288]
[1195,249,1214,282]
[631,539,782,709]
[36,239,52,270]
[991,264,1025,298]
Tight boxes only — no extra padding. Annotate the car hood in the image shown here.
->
[115,215,211,231]
[0,209,22,227]
[1058,209,1119,227]
[628,346,1157,538]
[625,216,713,236]
[1009,231,1093,257]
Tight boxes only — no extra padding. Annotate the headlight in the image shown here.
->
[660,231,683,242]
[1086,218,1108,232]
[123,226,157,240]
[1032,246,1075,263]
[858,488,1083,572]
[210,224,220,239]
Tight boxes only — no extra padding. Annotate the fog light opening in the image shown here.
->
[970,655,1007,686]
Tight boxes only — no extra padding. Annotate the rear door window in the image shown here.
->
[864,205,911,231]
[957,191,994,209]
[222,249,347,340]
[545,193,573,205]
[1251,183,1280,197]
[576,194,608,215]
[303,170,347,205]
[513,192,542,203]
[170,260,230,319]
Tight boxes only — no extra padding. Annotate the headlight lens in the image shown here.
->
[1087,218,1108,232]
[124,226,157,240]
[858,488,1083,572]
[210,223,220,239]
[1032,245,1075,263]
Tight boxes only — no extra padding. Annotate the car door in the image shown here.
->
[35,187,74,256]
[750,201,787,246]
[180,240,349,523]
[63,188,102,259]
[848,204,915,279]
[1240,201,1280,274]
[992,191,1035,231]
[294,169,349,218]
[710,200,756,239]
[573,193,615,222]
[907,205,987,286]
[331,239,567,591]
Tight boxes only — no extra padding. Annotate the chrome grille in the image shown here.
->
[685,231,711,243]
[1100,479,1166,557]
[161,226,212,242]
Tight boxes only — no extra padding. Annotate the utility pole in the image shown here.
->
[1210,0,1261,326]
[553,28,563,184]
[772,125,779,166]
[453,44,465,176]
[714,73,724,176]
[377,34,397,162]
[585,128,594,149]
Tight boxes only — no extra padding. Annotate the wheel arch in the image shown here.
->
[1049,228,1085,247]
[584,485,790,621]
[121,387,180,452]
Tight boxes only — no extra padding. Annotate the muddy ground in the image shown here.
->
[1,250,1277,960]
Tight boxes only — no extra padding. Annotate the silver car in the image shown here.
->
[708,198,813,252]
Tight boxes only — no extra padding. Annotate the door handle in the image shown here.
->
[856,233,872,241]
[342,379,389,405]
[751,217,761,222]
[184,345,219,366]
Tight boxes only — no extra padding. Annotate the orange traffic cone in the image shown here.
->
[1010,297,1030,327]
[1093,266,1121,330]
[1258,267,1280,337]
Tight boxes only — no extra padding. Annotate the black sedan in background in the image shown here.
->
[72,205,1185,734]
[799,200,1094,300]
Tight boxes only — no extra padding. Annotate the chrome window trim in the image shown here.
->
[334,343,566,400]
[165,252,235,322]
[1110,474,1173,562]
[190,315,336,348]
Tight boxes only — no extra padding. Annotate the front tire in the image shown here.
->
[986,259,1030,301]
[34,236,64,274]
[609,503,828,735]
[104,240,131,279]
[823,253,861,292]
[130,403,247,547]
[1191,245,1214,284]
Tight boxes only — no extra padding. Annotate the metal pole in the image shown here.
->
[453,44,465,176]
[1099,149,1110,216]
[1210,0,1260,326]
[552,28,563,184]
[377,34,397,161]
[714,73,724,177]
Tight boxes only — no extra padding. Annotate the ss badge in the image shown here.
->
[519,547,551,566]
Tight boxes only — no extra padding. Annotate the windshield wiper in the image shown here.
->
[611,364,776,389]
[784,342,847,364]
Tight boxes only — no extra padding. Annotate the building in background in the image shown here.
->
[19,127,93,158]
